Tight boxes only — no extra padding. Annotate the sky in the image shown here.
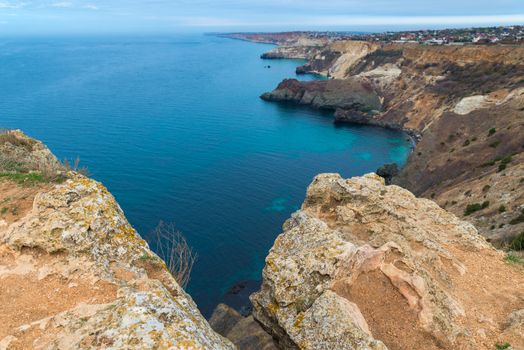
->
[0,0,523,34]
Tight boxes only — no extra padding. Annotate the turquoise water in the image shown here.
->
[0,34,411,316]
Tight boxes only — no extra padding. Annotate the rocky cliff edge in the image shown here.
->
[0,130,234,350]
[251,173,524,350]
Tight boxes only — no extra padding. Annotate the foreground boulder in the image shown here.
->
[0,131,234,349]
[251,173,524,350]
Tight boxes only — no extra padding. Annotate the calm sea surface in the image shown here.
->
[0,34,411,316]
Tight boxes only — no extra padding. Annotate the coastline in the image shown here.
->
[221,32,524,247]
[222,33,421,146]
[1,31,523,350]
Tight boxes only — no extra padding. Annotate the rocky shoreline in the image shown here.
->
[231,32,524,247]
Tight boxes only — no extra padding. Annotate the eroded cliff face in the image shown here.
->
[0,131,234,350]
[260,78,382,113]
[251,173,524,350]
[296,41,380,78]
[257,37,524,245]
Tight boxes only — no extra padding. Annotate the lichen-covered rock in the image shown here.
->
[251,173,524,350]
[0,133,234,349]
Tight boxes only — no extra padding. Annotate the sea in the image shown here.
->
[0,34,412,316]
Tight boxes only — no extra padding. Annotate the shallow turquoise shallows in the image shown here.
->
[0,34,411,316]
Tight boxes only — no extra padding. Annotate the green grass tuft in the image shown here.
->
[495,342,511,350]
[509,231,524,251]
[0,172,46,185]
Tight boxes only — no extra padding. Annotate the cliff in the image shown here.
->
[256,36,524,246]
[260,78,381,114]
[251,173,524,349]
[0,131,234,349]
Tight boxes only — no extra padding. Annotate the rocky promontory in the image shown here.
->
[251,173,524,349]
[254,33,524,246]
[261,78,382,117]
[0,130,234,349]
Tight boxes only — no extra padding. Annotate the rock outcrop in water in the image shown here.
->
[251,173,524,350]
[0,131,234,349]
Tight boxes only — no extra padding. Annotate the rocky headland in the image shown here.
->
[231,32,524,247]
[0,130,234,349]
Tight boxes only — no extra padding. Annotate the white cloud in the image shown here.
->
[172,13,524,27]
[83,4,98,10]
[305,14,524,26]
[0,1,27,9]
[50,1,73,8]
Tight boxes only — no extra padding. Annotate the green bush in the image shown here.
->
[500,155,512,165]
[497,157,511,172]
[499,205,506,213]
[464,201,489,216]
[488,128,496,136]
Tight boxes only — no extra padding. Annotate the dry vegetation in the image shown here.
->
[0,130,87,185]
[152,221,197,288]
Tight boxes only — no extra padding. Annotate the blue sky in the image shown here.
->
[0,0,523,34]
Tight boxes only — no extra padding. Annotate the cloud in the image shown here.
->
[172,13,524,27]
[0,0,522,33]
[50,1,73,7]
[300,14,524,27]
[0,1,26,9]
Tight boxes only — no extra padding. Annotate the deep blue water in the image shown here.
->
[0,34,411,316]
